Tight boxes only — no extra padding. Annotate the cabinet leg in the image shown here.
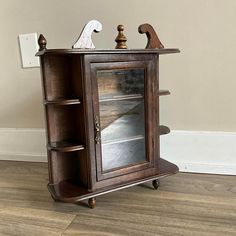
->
[88,197,96,209]
[152,179,160,190]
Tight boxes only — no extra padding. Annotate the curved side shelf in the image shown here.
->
[48,181,90,203]
[47,158,179,203]
[44,99,81,105]
[158,90,170,96]
[48,141,85,152]
[159,125,170,135]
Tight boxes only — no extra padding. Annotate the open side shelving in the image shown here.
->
[48,141,85,152]
[44,98,81,105]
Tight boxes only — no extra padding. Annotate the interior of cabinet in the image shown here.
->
[46,106,84,146]
[49,151,87,186]
[48,157,177,202]
[96,68,147,171]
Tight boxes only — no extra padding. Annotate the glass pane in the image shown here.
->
[97,68,146,171]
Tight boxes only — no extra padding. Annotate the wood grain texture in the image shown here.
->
[115,25,128,49]
[36,48,180,56]
[0,160,235,235]
[138,23,164,49]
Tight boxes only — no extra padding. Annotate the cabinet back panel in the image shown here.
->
[46,106,83,143]
[43,55,82,100]
[49,151,88,187]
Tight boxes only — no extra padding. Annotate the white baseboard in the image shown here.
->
[0,128,47,162]
[0,128,235,175]
[161,130,236,175]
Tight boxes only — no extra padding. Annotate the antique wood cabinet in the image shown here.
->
[37,32,179,208]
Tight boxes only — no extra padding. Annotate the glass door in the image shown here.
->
[90,59,156,181]
[97,68,146,171]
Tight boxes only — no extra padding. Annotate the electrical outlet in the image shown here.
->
[19,33,40,68]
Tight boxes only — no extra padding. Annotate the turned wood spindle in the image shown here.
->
[115,25,127,49]
[88,197,96,209]
[38,34,47,51]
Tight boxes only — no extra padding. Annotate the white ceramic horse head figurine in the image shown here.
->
[72,20,102,49]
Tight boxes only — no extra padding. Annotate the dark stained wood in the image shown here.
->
[160,125,170,135]
[152,179,160,189]
[39,54,89,188]
[49,151,88,187]
[48,142,84,152]
[38,34,47,51]
[115,25,128,49]
[88,57,157,182]
[36,48,179,56]
[37,33,180,208]
[47,158,178,203]
[138,23,164,49]
[88,198,96,209]
[158,89,170,96]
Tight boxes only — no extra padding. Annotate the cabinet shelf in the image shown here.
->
[99,90,170,102]
[44,99,81,105]
[102,135,144,146]
[47,158,179,203]
[158,90,170,96]
[37,35,180,208]
[159,125,170,135]
[99,94,143,102]
[99,90,169,102]
[48,141,84,152]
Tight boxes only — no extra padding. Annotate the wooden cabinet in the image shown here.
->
[37,27,180,208]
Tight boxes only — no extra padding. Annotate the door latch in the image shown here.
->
[94,115,101,144]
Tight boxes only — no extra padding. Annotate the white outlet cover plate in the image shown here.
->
[19,33,40,68]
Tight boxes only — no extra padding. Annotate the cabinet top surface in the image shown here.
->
[36,48,180,56]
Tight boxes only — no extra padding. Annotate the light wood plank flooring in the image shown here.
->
[0,161,235,236]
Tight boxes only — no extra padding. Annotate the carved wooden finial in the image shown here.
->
[38,34,47,51]
[138,23,164,49]
[72,20,102,49]
[115,25,127,49]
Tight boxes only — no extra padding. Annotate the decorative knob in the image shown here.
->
[115,25,127,49]
[38,34,47,51]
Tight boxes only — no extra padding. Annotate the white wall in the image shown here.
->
[1,0,236,174]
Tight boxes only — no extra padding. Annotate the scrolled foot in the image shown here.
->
[152,179,160,190]
[88,197,96,209]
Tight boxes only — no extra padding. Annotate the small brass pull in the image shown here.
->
[94,116,101,144]
[95,135,101,144]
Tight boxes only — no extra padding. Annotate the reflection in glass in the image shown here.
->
[97,69,146,171]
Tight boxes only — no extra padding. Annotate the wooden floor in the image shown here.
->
[0,161,235,236]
